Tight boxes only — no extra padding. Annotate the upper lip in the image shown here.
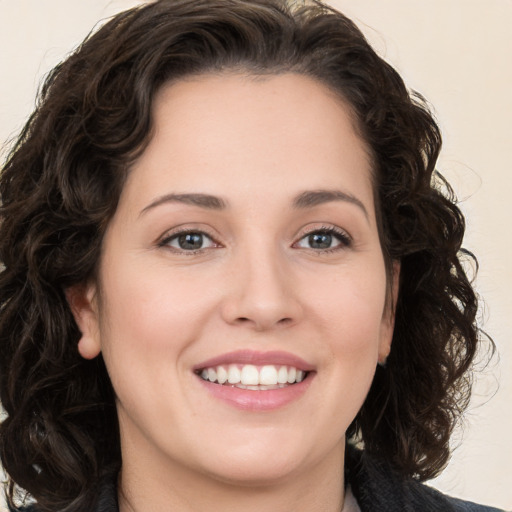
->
[193,350,315,372]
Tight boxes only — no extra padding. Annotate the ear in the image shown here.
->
[65,282,101,360]
[378,260,400,365]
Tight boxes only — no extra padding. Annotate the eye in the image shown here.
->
[294,228,351,251]
[161,231,218,252]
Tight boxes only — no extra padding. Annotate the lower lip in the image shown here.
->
[196,374,314,411]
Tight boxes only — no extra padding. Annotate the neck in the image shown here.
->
[118,439,346,512]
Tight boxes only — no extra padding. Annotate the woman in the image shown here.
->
[0,1,503,511]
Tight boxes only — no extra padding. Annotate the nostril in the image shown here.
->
[235,316,292,326]
[236,316,293,327]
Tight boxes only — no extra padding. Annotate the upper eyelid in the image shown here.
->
[158,225,220,243]
[157,231,219,254]
[293,225,353,250]
[297,225,351,240]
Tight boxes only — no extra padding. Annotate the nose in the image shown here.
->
[220,245,303,331]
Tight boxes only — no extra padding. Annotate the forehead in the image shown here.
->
[123,72,375,215]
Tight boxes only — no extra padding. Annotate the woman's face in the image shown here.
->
[73,73,397,486]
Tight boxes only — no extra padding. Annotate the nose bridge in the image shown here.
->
[221,235,301,330]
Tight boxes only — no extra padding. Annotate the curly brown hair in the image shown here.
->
[0,0,487,510]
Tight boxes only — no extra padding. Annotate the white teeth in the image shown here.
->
[227,364,241,384]
[217,365,228,384]
[199,364,307,387]
[240,364,259,385]
[260,365,278,385]
[277,365,288,384]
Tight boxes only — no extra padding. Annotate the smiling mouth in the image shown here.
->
[196,364,308,390]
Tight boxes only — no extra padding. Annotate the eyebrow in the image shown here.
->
[139,193,227,216]
[139,189,368,219]
[292,189,369,220]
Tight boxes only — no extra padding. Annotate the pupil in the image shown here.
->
[309,233,331,249]
[178,233,203,250]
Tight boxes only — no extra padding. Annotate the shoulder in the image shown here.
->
[399,473,505,512]
[345,445,506,512]
[8,505,41,512]
[413,482,505,512]
[447,495,506,512]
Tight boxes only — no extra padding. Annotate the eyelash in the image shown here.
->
[158,227,220,255]
[294,226,352,253]
[158,225,352,255]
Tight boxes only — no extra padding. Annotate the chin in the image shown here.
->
[186,429,341,488]
[203,455,306,487]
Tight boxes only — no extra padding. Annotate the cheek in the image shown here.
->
[95,261,235,409]
[95,265,212,415]
[306,265,388,386]
[99,259,218,348]
[310,265,387,339]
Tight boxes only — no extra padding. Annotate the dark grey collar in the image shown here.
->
[345,445,504,512]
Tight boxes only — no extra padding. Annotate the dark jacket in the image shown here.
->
[13,447,506,512]
[344,446,506,511]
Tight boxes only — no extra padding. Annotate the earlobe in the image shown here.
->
[65,282,101,360]
[378,260,400,365]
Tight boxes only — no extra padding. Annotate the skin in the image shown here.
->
[70,73,398,512]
